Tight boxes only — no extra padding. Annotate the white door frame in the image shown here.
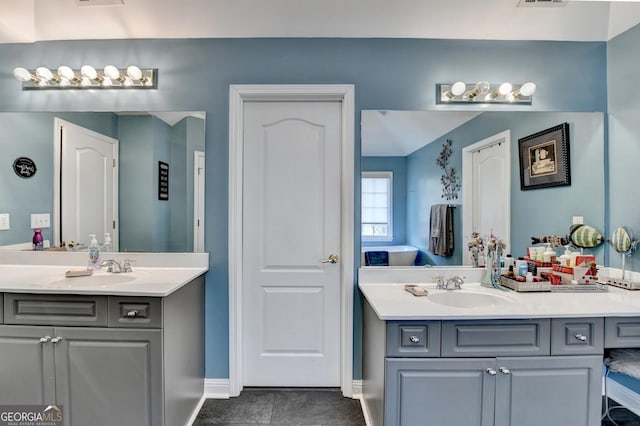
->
[462,129,511,262]
[53,118,119,250]
[194,150,205,252]
[229,84,355,397]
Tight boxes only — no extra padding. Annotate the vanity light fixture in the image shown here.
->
[12,65,157,90]
[437,81,536,104]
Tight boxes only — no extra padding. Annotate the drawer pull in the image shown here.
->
[409,336,420,343]
[40,336,51,343]
[499,367,511,375]
[486,368,497,376]
[126,310,139,318]
[575,334,588,342]
[50,337,63,344]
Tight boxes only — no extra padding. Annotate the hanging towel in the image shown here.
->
[428,204,454,256]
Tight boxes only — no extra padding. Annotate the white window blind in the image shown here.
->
[361,171,393,241]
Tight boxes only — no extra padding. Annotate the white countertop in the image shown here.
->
[360,282,640,320]
[0,252,209,297]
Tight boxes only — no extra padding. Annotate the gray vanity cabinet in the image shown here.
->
[363,301,604,426]
[54,327,162,426]
[0,325,55,404]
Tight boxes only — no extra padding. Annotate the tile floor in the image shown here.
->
[193,388,366,426]
[193,390,640,426]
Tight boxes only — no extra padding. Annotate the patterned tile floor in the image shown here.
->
[194,388,366,426]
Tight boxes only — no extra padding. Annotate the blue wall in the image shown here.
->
[405,111,605,266]
[361,157,407,247]
[0,38,608,379]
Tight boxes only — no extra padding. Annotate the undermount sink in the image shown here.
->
[48,274,137,288]
[428,290,512,308]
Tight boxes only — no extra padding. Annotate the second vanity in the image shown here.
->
[360,267,640,426]
[0,251,208,426]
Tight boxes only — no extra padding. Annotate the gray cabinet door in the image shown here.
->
[53,327,162,426]
[0,325,55,404]
[494,355,602,426]
[385,358,495,426]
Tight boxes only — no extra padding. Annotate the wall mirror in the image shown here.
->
[361,110,605,267]
[0,111,206,253]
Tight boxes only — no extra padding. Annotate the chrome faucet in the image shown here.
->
[433,274,465,290]
[122,258,134,273]
[101,259,122,273]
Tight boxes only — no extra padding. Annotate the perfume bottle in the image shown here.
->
[32,228,44,251]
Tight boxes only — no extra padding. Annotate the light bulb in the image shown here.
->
[81,76,92,87]
[474,81,490,95]
[498,82,513,96]
[104,65,121,80]
[81,65,98,80]
[35,67,53,81]
[519,82,536,97]
[57,66,75,81]
[451,81,466,96]
[505,92,516,102]
[123,77,133,87]
[13,67,33,82]
[59,78,70,87]
[102,77,113,87]
[126,65,142,81]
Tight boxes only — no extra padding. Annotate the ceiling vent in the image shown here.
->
[517,0,566,7]
[76,0,124,6]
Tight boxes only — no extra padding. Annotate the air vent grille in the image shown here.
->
[517,0,566,7]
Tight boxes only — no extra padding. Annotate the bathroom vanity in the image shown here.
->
[0,252,208,426]
[360,268,640,426]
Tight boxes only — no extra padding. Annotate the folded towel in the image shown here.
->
[428,204,454,256]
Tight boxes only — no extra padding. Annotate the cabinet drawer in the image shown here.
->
[108,296,162,328]
[441,319,551,357]
[386,321,441,357]
[4,293,108,326]
[605,317,640,348]
[551,318,604,355]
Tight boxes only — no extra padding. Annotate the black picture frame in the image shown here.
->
[518,122,570,190]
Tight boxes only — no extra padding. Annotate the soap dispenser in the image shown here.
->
[88,234,101,270]
[559,245,572,267]
[103,233,112,252]
[543,243,557,263]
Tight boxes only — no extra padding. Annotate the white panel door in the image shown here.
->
[472,140,509,251]
[242,101,342,386]
[60,121,118,249]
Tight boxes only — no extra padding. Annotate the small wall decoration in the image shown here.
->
[13,157,37,178]
[158,161,169,200]
[519,123,571,190]
[436,138,461,200]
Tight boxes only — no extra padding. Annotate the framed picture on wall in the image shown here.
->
[518,122,571,190]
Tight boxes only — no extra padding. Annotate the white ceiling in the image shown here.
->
[1,0,640,43]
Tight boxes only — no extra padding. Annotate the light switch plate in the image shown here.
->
[572,216,584,225]
[30,213,51,229]
[0,213,9,230]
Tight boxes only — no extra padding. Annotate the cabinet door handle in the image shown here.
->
[40,336,52,343]
[50,337,63,344]
[499,367,511,375]
[126,310,139,318]
[486,368,497,376]
[409,336,420,343]
[575,334,587,342]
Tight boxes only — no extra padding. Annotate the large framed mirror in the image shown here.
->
[0,111,205,253]
[361,110,605,267]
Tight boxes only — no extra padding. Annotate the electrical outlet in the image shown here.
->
[572,216,584,225]
[30,213,51,229]
[0,213,9,230]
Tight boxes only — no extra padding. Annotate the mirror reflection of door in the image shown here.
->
[54,119,119,250]
[462,130,511,263]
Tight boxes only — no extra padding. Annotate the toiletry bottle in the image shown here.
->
[32,228,43,251]
[103,233,112,252]
[559,246,572,267]
[543,243,557,263]
[88,234,101,270]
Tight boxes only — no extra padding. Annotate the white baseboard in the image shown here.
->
[352,379,363,398]
[204,378,231,399]
[185,395,206,426]
[606,376,640,417]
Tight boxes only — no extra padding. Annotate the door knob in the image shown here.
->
[321,254,339,264]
